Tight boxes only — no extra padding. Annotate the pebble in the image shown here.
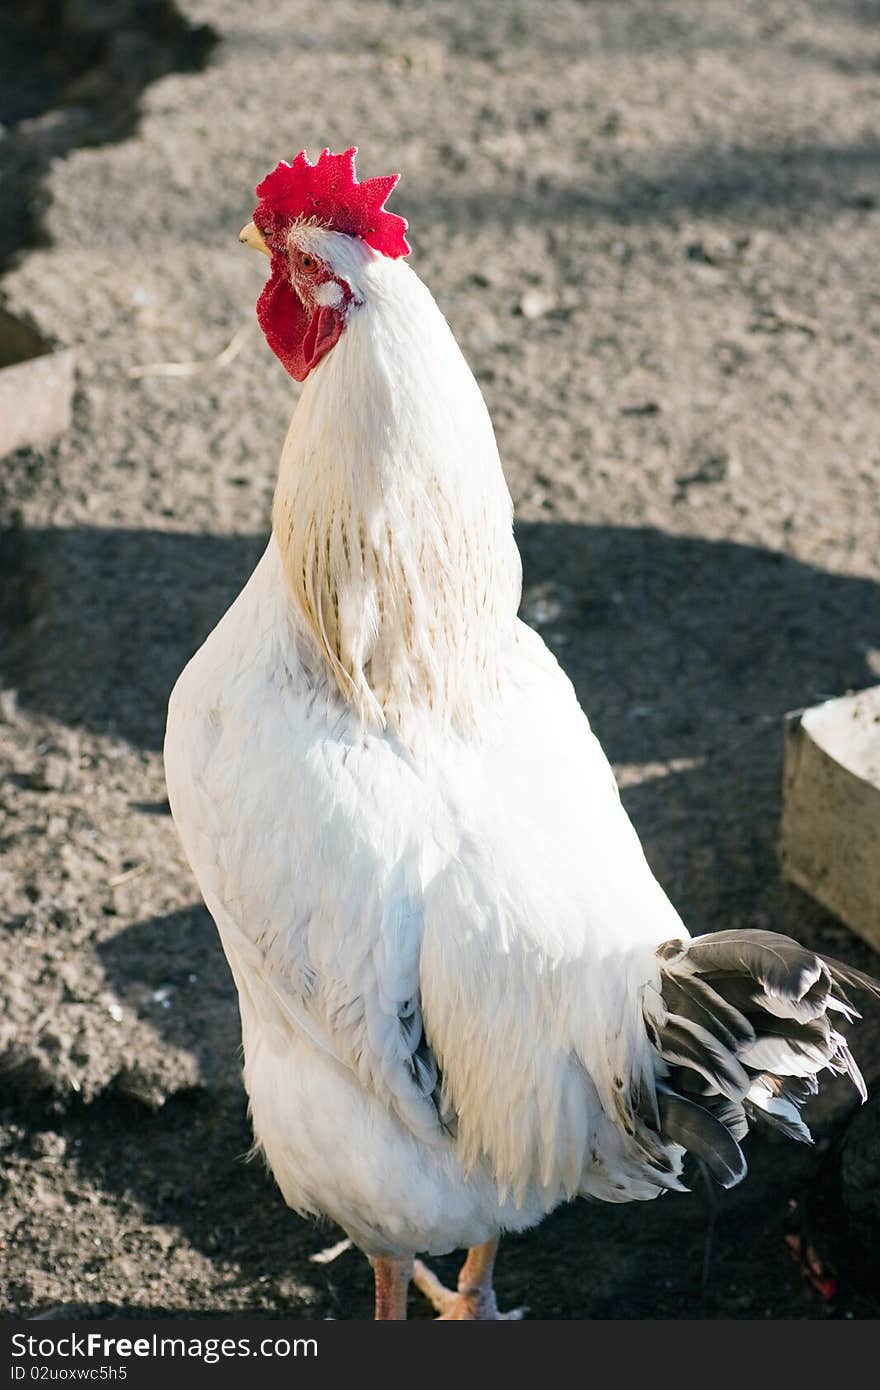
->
[31,1132,67,1162]
[518,289,557,320]
[30,755,70,792]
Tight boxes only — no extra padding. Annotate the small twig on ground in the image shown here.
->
[751,302,819,336]
[108,862,148,888]
[127,321,254,378]
[310,1237,353,1265]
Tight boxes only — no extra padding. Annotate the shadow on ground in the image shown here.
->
[2,521,876,749]
[5,1082,876,1319]
[407,139,880,236]
[2,518,876,931]
[0,2,214,273]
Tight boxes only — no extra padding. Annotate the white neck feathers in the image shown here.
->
[272,255,521,736]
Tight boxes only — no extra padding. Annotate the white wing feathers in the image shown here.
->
[186,846,444,1145]
[165,610,445,1146]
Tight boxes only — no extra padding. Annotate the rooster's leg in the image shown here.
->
[372,1256,413,1320]
[412,1238,524,1319]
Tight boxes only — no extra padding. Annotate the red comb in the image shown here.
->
[254,147,410,258]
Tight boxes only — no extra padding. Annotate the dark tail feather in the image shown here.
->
[646,1012,751,1102]
[644,929,878,1189]
[656,1087,747,1188]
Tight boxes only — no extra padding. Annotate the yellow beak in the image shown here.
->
[239,221,270,256]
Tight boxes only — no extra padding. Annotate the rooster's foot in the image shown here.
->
[412,1241,525,1320]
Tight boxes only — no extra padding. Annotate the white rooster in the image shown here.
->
[165,147,876,1319]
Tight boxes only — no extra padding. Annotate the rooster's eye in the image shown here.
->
[295,250,316,271]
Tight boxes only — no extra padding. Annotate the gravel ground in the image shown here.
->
[1,0,879,1319]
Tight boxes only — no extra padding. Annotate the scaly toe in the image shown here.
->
[412,1260,525,1319]
[436,1295,526,1320]
[412,1258,458,1315]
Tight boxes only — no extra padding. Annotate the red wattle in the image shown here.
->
[257,266,343,382]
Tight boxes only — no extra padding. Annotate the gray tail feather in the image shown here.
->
[643,929,879,1190]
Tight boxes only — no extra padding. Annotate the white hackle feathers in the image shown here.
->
[271,231,521,740]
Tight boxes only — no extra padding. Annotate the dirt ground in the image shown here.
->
[1,0,879,1320]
